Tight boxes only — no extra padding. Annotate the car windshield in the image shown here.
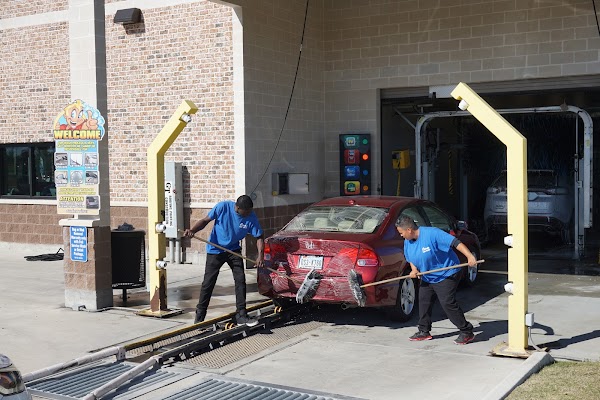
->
[283,205,388,233]
[492,170,557,188]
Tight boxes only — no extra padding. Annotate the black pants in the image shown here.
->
[196,251,247,316]
[417,274,473,333]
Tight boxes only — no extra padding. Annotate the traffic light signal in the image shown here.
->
[339,134,371,196]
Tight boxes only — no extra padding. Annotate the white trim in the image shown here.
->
[0,0,205,30]
[104,0,203,14]
[0,199,57,205]
[0,10,68,30]
[110,201,216,209]
[231,6,246,197]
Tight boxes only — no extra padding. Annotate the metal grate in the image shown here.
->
[181,320,325,369]
[126,327,209,358]
[27,361,194,400]
[162,377,352,400]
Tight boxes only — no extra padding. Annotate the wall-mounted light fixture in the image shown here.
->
[114,8,142,24]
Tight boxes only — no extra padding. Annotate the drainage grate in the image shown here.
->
[162,377,355,400]
[181,320,325,369]
[27,361,195,400]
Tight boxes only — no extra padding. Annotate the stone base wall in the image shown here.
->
[0,204,63,244]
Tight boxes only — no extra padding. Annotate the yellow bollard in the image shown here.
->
[138,100,198,318]
[451,83,531,357]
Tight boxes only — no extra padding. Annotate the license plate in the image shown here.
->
[298,255,323,270]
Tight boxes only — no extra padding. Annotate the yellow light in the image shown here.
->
[362,185,369,191]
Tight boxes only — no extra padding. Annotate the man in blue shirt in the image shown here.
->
[184,195,264,326]
[396,215,477,345]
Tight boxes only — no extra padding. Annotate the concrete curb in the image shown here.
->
[483,351,555,400]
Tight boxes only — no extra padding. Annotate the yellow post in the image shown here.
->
[139,100,198,317]
[451,83,530,357]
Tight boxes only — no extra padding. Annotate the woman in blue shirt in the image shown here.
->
[396,215,477,345]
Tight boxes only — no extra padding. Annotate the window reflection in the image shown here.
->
[1,144,55,197]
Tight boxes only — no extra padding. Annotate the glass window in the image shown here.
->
[0,143,55,198]
[398,206,427,227]
[421,205,452,232]
[283,205,388,233]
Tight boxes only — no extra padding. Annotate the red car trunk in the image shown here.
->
[261,234,394,305]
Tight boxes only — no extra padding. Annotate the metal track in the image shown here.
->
[27,302,331,400]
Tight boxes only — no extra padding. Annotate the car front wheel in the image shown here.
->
[387,271,417,322]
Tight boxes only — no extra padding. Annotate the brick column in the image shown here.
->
[62,0,112,310]
[63,226,112,310]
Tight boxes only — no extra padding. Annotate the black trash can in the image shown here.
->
[111,229,146,298]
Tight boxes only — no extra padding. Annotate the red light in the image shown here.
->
[362,154,369,160]
[264,242,287,261]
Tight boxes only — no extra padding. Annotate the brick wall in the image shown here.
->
[0,0,65,19]
[240,1,326,207]
[0,22,70,142]
[0,204,63,244]
[321,0,600,196]
[105,1,235,205]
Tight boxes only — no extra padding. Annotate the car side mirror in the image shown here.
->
[457,220,468,230]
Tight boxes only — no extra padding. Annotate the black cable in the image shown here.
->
[593,0,600,37]
[25,248,64,261]
[250,0,310,195]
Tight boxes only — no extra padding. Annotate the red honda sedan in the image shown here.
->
[258,196,481,321]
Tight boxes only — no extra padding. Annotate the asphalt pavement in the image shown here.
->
[2,238,600,400]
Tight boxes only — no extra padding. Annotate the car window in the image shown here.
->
[283,206,388,233]
[398,206,427,227]
[491,170,557,189]
[421,205,452,232]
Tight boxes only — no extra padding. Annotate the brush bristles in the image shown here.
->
[296,269,322,304]
[348,269,366,307]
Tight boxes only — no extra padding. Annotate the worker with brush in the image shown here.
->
[184,195,264,326]
[395,215,477,345]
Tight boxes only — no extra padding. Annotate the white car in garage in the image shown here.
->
[484,169,573,243]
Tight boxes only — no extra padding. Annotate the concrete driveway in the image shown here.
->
[1,236,600,400]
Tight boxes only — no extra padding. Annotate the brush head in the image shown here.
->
[348,269,367,307]
[296,269,322,304]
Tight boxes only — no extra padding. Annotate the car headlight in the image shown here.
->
[0,356,28,397]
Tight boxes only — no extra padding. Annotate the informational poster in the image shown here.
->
[53,100,105,215]
[70,226,88,262]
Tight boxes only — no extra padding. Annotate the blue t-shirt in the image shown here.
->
[403,226,460,283]
[206,201,263,254]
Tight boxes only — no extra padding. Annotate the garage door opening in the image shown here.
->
[381,85,600,259]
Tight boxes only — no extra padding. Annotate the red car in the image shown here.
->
[258,196,481,321]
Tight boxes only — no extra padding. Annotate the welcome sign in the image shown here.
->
[53,100,105,215]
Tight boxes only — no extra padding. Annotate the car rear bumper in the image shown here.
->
[486,214,566,232]
[258,269,387,307]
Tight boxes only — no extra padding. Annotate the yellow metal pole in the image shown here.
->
[140,100,198,317]
[451,83,530,357]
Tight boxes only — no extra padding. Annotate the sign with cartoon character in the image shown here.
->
[53,100,105,215]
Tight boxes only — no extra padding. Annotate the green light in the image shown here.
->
[362,138,368,145]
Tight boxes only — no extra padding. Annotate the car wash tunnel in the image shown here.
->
[381,84,600,258]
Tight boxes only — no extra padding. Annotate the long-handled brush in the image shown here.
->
[182,231,304,286]
[348,260,485,307]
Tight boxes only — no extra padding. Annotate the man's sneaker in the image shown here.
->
[235,311,258,327]
[454,331,475,345]
[409,331,432,341]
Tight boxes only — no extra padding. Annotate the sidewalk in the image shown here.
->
[2,242,600,399]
